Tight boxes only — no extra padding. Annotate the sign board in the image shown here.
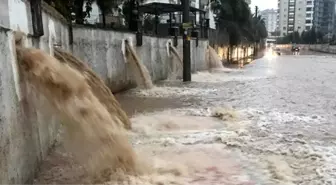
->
[182,22,193,29]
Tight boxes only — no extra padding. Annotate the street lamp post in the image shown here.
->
[182,0,191,82]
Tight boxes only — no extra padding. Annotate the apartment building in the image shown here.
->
[260,9,277,33]
[277,0,315,36]
[313,0,336,37]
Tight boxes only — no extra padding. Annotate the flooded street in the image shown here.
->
[35,52,336,185]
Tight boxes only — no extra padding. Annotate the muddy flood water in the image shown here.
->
[35,52,336,185]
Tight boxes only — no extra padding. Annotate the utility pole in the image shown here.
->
[255,6,258,17]
[254,6,259,56]
[182,0,191,82]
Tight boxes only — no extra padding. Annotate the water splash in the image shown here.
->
[207,46,224,70]
[122,38,153,89]
[53,47,132,130]
[166,40,183,80]
[14,38,138,182]
[48,19,56,56]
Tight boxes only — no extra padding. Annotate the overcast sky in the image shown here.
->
[250,0,277,11]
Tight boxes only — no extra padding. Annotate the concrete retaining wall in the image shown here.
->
[0,0,208,184]
[0,1,68,184]
[309,44,336,54]
[72,27,208,92]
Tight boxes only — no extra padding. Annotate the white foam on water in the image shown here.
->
[125,86,218,98]
[192,70,268,83]
[127,107,336,185]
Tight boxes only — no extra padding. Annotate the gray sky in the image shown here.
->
[250,0,277,11]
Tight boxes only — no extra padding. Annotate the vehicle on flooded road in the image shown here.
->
[291,44,300,55]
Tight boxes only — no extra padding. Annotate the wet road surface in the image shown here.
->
[35,52,336,185]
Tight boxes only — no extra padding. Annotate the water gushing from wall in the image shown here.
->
[122,38,153,89]
[53,47,132,130]
[207,46,224,70]
[166,40,183,80]
[14,35,138,182]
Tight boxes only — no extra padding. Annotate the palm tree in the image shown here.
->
[252,15,267,43]
[210,0,252,46]
[250,15,267,55]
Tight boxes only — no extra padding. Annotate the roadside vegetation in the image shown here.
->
[210,0,268,47]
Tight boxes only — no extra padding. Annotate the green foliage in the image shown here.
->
[44,0,120,24]
[277,27,324,44]
[210,0,268,46]
[44,0,73,20]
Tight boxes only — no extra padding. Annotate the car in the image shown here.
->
[291,46,300,55]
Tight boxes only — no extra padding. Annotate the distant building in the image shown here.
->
[277,0,315,36]
[313,0,336,38]
[260,9,277,33]
[277,0,336,39]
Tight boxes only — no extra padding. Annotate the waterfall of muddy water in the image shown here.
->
[169,46,183,66]
[166,40,183,80]
[53,47,132,130]
[14,44,140,183]
[207,46,224,70]
[122,38,153,89]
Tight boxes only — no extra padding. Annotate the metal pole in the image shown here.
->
[182,0,191,82]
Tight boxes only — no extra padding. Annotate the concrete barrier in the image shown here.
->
[309,44,336,54]
[0,0,208,183]
[71,27,208,92]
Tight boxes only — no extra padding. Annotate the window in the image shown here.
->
[307,1,312,5]
[283,26,287,30]
[306,20,312,23]
[306,13,312,17]
[306,26,311,30]
[298,26,301,29]
[306,7,312,11]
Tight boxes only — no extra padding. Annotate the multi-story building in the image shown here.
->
[260,9,277,33]
[313,0,335,37]
[277,0,336,38]
[277,0,315,36]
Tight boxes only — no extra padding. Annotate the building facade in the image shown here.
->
[313,0,336,38]
[277,0,315,36]
[260,9,277,33]
[277,0,336,38]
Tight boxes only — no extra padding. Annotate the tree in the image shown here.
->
[276,27,322,44]
[211,0,253,46]
[330,34,336,44]
[310,27,317,44]
[211,1,268,47]
[252,15,267,43]
[316,31,324,43]
[95,0,119,26]
[292,31,300,43]
[271,31,281,37]
[45,0,120,25]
